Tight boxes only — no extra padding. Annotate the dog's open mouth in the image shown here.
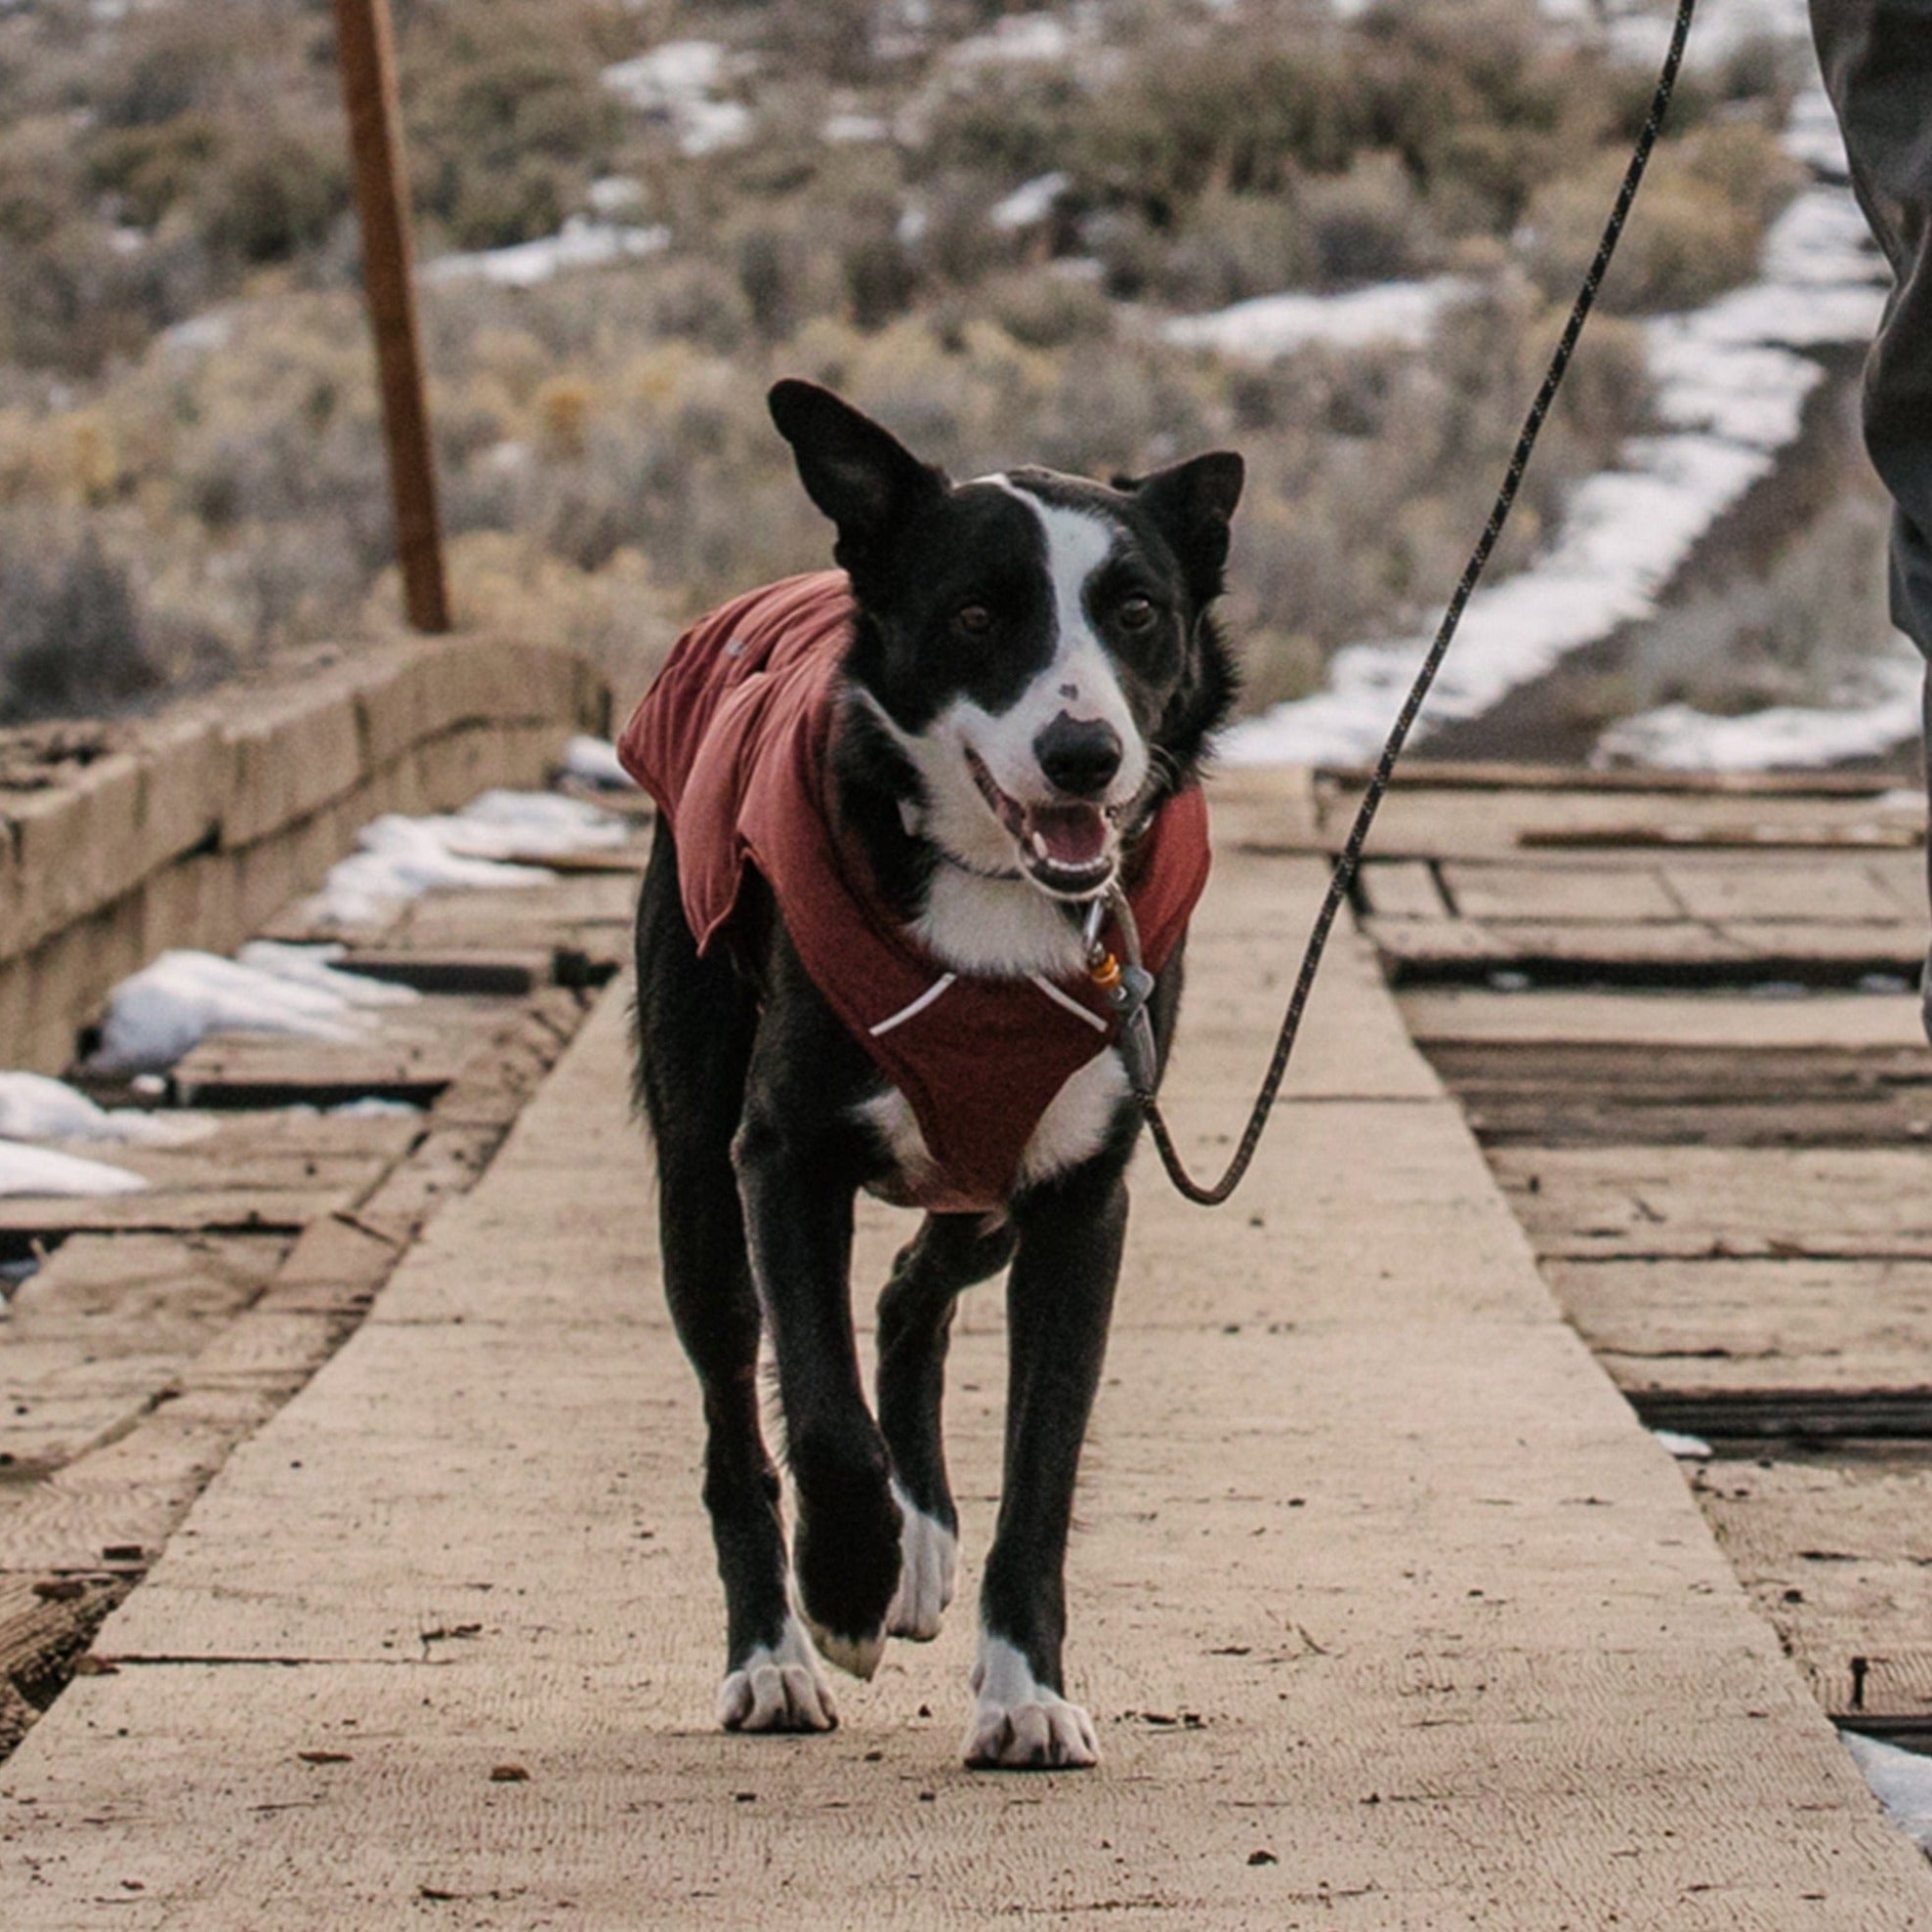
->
[966,751,1120,899]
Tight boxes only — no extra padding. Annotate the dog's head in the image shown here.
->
[770,379,1242,903]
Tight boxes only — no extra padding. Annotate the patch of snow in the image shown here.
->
[301,789,623,927]
[303,821,552,929]
[0,1141,147,1198]
[90,950,374,1075]
[234,943,419,1007]
[603,40,754,157]
[424,218,669,291]
[438,789,629,857]
[1654,1429,1713,1460]
[1222,90,1892,773]
[1164,277,1475,359]
[949,12,1079,65]
[1595,640,1924,772]
[1578,0,1810,71]
[1842,1732,1932,1850]
[0,1072,208,1148]
[822,112,890,145]
[563,735,638,790]
[160,311,234,357]
[1783,88,1853,183]
[587,176,645,216]
[990,171,1070,232]
[329,1097,423,1120]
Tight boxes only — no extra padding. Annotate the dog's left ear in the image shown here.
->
[1133,451,1244,605]
[769,380,947,568]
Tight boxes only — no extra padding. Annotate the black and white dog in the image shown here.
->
[631,380,1241,1768]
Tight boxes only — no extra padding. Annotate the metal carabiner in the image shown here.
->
[1086,888,1159,1101]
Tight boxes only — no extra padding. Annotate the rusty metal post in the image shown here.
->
[332,0,450,633]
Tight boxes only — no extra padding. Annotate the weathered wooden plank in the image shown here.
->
[1425,1041,1932,1098]
[391,876,636,955]
[1462,1094,1932,1148]
[1709,921,1922,966]
[56,1138,399,1198]
[1636,1390,1932,1438]
[1399,989,1927,1051]
[1692,1457,1932,1724]
[0,1385,174,1476]
[1550,1259,1932,1398]
[347,1125,502,1247]
[430,989,587,1129]
[1382,922,1923,985]
[0,1573,129,1756]
[0,1186,353,1241]
[1316,785,1927,863]
[1442,863,1683,923]
[0,1387,281,1574]
[1424,1039,1932,1143]
[1358,861,1447,919]
[337,947,551,995]
[1664,862,1904,925]
[1361,918,1512,967]
[1321,762,1910,797]
[170,1034,463,1108]
[1370,919,1756,981]
[489,844,649,875]
[1492,1145,1932,1260]
[9,1234,286,1327]
[1520,823,1921,851]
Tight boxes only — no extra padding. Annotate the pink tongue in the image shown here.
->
[1029,803,1108,866]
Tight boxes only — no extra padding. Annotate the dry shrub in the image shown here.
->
[362,529,678,701]
[1523,120,1800,314]
[0,531,159,723]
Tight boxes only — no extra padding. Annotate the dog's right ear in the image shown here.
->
[769,380,946,564]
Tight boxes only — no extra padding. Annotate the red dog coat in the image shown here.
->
[618,572,1211,1212]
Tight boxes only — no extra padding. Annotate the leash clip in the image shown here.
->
[1084,891,1159,1101]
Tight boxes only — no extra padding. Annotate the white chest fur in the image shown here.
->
[856,1048,1130,1201]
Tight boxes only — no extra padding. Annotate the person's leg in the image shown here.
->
[1810,0,1932,1034]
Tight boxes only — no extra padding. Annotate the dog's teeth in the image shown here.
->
[1029,831,1049,860]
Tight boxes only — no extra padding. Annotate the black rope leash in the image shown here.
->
[1108,0,1700,1206]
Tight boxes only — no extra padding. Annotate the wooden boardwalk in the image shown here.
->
[3,769,1932,1925]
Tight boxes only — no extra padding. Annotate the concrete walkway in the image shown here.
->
[4,842,1929,1927]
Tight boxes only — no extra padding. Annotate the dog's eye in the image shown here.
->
[952,604,993,640]
[1116,596,1156,632]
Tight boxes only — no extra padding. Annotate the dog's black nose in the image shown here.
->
[1034,714,1123,798]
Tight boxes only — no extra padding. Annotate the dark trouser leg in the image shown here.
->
[1810,0,1932,1034]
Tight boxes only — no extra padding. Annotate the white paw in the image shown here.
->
[886,1483,958,1642]
[804,1617,888,1683]
[961,1632,1099,1770]
[717,1617,838,1733]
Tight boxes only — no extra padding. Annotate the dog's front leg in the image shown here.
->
[734,1106,903,1682]
[964,1161,1127,1770]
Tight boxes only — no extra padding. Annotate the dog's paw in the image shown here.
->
[718,1618,838,1733]
[803,1616,888,1682]
[791,1454,902,1680]
[886,1483,957,1642]
[961,1633,1099,1771]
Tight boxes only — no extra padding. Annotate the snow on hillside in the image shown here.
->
[1221,88,1892,772]
[1163,277,1477,359]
